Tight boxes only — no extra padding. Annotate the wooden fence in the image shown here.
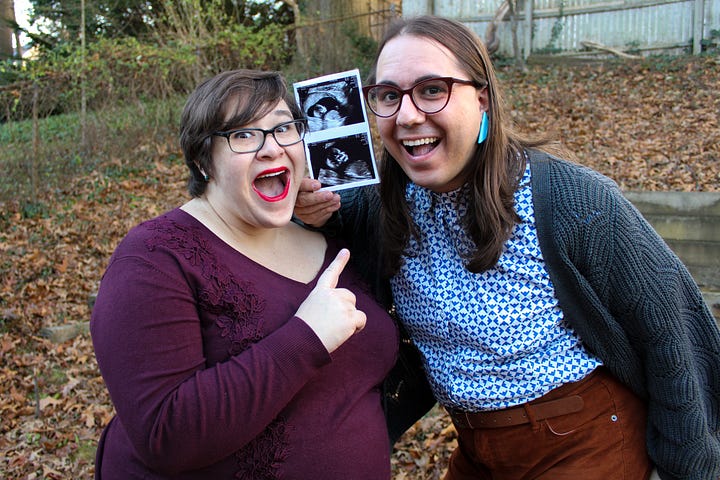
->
[402,0,720,57]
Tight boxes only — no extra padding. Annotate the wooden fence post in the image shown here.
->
[524,0,534,59]
[693,0,705,54]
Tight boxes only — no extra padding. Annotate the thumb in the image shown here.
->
[300,176,322,193]
[316,248,350,289]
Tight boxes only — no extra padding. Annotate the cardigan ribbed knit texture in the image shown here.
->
[333,150,720,480]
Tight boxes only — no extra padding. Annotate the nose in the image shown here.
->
[256,132,284,158]
[395,93,424,127]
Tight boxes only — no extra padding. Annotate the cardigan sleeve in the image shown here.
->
[602,187,720,480]
[338,185,393,305]
[531,152,720,480]
[337,185,437,443]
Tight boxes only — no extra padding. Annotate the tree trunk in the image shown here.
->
[282,0,306,59]
[508,0,526,70]
[0,0,16,59]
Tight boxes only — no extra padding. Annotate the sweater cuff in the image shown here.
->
[260,316,332,378]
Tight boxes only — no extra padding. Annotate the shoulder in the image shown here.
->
[339,184,379,204]
[528,150,625,212]
[338,185,381,222]
[111,208,205,262]
[527,150,638,255]
[529,150,617,190]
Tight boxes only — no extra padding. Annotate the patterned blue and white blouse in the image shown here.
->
[390,162,602,412]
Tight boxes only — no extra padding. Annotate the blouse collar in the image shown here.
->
[405,181,471,216]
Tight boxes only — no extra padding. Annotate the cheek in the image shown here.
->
[376,118,395,143]
[448,110,481,147]
[289,145,308,175]
[376,120,407,159]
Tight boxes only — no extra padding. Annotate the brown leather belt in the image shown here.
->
[448,395,585,429]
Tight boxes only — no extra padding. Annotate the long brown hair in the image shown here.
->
[369,16,550,275]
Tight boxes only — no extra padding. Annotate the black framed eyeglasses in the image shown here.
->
[213,119,307,154]
[362,77,485,118]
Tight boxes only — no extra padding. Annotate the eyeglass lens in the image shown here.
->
[365,78,457,117]
[227,120,305,153]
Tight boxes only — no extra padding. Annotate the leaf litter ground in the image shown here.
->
[1,55,718,479]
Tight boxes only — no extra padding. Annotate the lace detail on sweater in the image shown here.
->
[144,218,267,355]
[144,216,288,478]
[234,419,291,479]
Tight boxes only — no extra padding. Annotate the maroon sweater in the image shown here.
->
[90,208,397,479]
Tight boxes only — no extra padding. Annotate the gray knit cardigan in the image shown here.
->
[331,150,720,480]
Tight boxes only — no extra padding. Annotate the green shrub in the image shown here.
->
[1,96,184,204]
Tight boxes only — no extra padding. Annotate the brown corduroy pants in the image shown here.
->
[444,368,653,480]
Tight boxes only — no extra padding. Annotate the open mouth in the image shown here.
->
[252,167,291,202]
[403,137,439,156]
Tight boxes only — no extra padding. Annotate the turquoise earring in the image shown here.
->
[477,111,489,144]
[197,164,210,182]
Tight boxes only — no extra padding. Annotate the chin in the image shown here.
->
[411,172,463,193]
[262,215,293,230]
[404,168,441,187]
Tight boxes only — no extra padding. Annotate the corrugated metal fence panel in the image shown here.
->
[434,0,498,16]
[529,1,696,52]
[708,0,720,35]
[402,0,720,56]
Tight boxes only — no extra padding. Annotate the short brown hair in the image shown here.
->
[179,70,304,197]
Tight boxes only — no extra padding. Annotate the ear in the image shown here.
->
[477,85,490,113]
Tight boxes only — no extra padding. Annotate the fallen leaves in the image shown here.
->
[1,335,114,478]
[392,406,459,479]
[501,56,719,193]
[1,54,718,479]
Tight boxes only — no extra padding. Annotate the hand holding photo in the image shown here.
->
[294,69,379,192]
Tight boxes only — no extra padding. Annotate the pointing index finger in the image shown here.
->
[317,248,350,289]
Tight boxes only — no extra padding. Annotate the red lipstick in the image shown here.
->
[252,167,290,202]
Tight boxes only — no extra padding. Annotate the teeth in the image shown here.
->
[403,138,437,147]
[257,170,285,180]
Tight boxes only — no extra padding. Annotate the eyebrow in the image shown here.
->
[374,74,445,87]
[228,110,295,131]
[273,109,294,118]
[264,109,294,122]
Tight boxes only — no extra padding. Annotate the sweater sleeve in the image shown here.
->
[335,186,385,299]
[90,252,331,474]
[531,153,720,480]
[602,187,720,480]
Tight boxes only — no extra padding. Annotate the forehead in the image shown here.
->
[375,35,466,85]
[222,97,291,124]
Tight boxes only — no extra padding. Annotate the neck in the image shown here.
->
[182,196,325,283]
[202,196,281,248]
